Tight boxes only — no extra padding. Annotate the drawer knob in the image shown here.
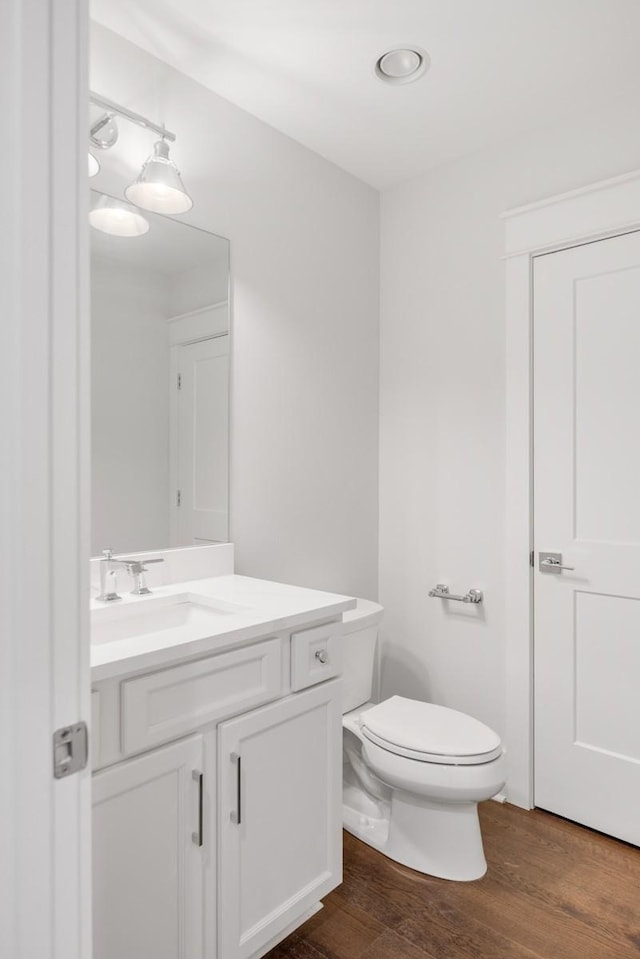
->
[315,649,328,664]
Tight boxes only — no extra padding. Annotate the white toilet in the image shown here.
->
[342,600,506,881]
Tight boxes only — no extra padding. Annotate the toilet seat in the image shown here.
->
[361,696,502,765]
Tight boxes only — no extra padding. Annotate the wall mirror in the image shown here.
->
[90,188,230,556]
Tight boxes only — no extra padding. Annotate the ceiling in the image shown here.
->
[90,0,640,189]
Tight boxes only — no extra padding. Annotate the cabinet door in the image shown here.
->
[92,735,204,959]
[218,680,342,959]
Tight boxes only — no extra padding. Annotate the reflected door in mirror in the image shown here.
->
[171,335,229,546]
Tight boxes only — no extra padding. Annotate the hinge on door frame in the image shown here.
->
[529,549,534,568]
[176,490,181,507]
[177,373,182,390]
[53,722,88,779]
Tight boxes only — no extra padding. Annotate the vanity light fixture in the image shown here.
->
[88,152,100,177]
[125,138,193,215]
[88,92,193,214]
[374,47,430,85]
[89,195,150,238]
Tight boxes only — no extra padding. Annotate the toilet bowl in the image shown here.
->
[341,601,506,881]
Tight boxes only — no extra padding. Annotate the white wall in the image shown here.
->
[91,255,170,554]
[91,23,380,599]
[169,257,229,318]
[379,105,640,742]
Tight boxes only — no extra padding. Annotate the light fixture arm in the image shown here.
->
[90,92,176,143]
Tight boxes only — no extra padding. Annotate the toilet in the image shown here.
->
[341,600,506,881]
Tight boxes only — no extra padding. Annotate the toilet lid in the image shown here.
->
[361,696,502,765]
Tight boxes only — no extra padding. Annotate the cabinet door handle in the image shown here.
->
[230,752,242,825]
[192,770,203,847]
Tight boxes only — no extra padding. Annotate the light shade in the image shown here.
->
[89,195,150,237]
[125,138,193,215]
[88,152,100,177]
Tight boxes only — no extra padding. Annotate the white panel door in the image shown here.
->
[218,681,343,959]
[92,735,204,959]
[534,230,640,845]
[174,336,229,545]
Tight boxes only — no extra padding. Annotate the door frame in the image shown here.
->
[0,2,91,957]
[503,168,640,809]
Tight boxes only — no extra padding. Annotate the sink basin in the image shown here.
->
[91,593,246,645]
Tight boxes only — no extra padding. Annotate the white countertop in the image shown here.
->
[91,574,356,681]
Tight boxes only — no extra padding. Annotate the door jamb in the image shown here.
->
[0,2,91,956]
[503,168,640,808]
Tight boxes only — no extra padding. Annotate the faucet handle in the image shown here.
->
[127,557,164,595]
[125,557,164,574]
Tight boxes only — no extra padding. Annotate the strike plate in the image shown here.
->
[53,722,88,779]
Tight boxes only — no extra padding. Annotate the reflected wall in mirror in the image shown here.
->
[90,189,230,555]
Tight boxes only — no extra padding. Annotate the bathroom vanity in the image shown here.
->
[86,186,353,958]
[90,551,354,959]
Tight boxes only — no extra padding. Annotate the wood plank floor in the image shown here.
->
[265,802,640,959]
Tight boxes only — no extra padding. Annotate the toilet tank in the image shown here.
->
[341,599,384,713]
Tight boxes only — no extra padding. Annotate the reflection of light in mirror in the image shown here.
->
[89,195,150,237]
[88,152,100,177]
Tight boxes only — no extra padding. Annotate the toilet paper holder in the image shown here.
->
[428,584,483,604]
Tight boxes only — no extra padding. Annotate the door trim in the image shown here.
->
[502,168,640,809]
[0,1,91,957]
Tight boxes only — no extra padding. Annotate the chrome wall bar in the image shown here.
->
[90,91,176,142]
[428,584,483,604]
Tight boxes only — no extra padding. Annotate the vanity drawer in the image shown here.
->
[121,638,283,754]
[290,622,342,691]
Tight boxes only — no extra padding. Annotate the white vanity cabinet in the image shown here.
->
[92,735,205,959]
[91,616,344,959]
[218,679,342,959]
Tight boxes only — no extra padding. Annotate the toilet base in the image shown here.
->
[343,789,487,881]
[386,791,487,881]
[343,801,389,852]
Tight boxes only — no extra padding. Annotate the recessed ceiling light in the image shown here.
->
[375,47,430,85]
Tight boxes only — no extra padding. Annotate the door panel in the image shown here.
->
[574,591,640,762]
[218,681,342,959]
[533,231,640,845]
[574,266,640,542]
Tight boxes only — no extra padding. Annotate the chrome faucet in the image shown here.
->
[97,549,129,602]
[119,557,164,595]
[97,549,164,601]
